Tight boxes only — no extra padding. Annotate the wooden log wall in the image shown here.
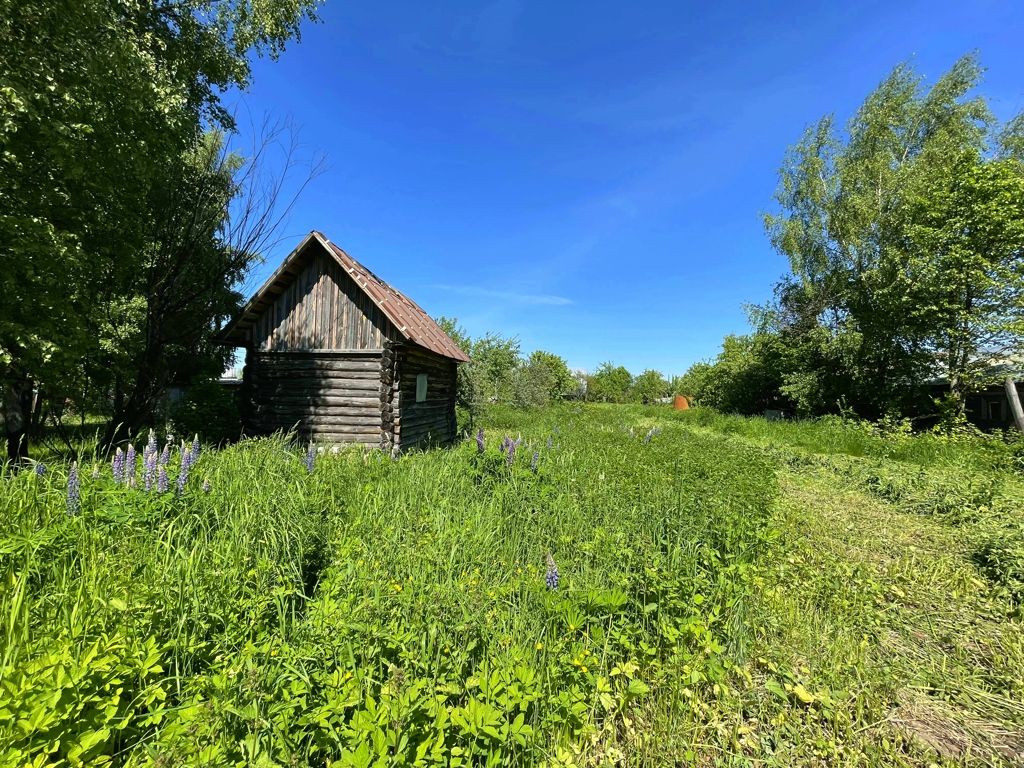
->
[251,247,399,352]
[243,350,385,444]
[393,345,458,451]
[379,342,400,454]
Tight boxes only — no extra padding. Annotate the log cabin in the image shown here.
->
[220,231,469,453]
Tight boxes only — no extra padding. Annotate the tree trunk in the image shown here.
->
[3,380,33,463]
[1005,377,1024,433]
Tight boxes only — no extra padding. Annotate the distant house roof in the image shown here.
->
[220,231,470,362]
[924,354,1024,387]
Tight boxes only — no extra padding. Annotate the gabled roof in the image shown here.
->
[220,231,469,362]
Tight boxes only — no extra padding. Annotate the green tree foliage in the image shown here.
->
[520,351,577,404]
[903,158,1024,406]
[435,319,578,418]
[679,335,788,415]
[729,53,1024,421]
[0,0,320,457]
[586,363,633,403]
[631,369,670,404]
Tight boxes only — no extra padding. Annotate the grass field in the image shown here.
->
[1,405,1022,766]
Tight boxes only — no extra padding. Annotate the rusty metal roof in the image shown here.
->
[220,231,470,362]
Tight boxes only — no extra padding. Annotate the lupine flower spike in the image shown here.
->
[112,448,124,483]
[190,434,200,463]
[66,462,80,516]
[160,441,171,468]
[157,465,169,494]
[546,436,553,450]
[34,462,46,477]
[144,450,158,492]
[531,451,539,472]
[146,429,157,460]
[476,428,485,454]
[176,448,191,495]
[125,445,137,487]
[501,436,517,467]
[545,553,559,591]
[304,443,316,474]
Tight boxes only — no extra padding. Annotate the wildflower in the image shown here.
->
[304,443,316,473]
[202,478,211,493]
[159,441,171,467]
[545,553,559,591]
[176,448,191,495]
[66,462,80,516]
[111,448,124,484]
[476,427,485,453]
[546,436,553,449]
[90,466,100,480]
[157,464,169,494]
[190,434,200,463]
[535,642,544,650]
[145,429,157,460]
[125,444,137,487]
[531,450,539,472]
[144,450,158,492]
[501,436,517,467]
[643,428,654,444]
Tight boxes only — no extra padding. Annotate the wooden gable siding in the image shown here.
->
[251,248,398,351]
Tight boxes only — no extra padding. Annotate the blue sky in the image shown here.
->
[229,0,1024,376]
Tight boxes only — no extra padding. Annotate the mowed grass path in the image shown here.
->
[664,413,1024,767]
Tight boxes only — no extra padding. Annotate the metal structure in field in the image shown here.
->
[220,231,469,452]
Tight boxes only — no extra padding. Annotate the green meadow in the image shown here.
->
[2,406,1022,767]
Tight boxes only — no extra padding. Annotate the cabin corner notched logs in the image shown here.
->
[222,231,468,452]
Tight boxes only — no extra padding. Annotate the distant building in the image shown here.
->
[926,356,1024,430]
[219,231,469,453]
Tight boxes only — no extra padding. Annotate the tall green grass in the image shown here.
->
[0,407,776,766]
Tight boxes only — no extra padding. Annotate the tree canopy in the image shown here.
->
[0,0,320,457]
[685,54,1024,423]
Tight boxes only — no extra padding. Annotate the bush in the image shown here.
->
[170,379,242,444]
[974,530,1024,605]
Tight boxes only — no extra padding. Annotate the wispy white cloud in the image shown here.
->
[432,283,572,306]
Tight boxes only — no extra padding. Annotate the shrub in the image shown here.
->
[169,379,242,444]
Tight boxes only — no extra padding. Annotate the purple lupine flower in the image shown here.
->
[66,462,80,516]
[476,428,485,454]
[145,428,157,456]
[125,444,137,487]
[112,448,124,485]
[304,443,316,473]
[190,434,200,464]
[531,451,539,472]
[546,436,553,450]
[500,436,517,467]
[34,462,46,477]
[643,428,654,444]
[545,553,559,591]
[202,478,211,493]
[157,464,169,494]
[144,450,158,492]
[176,448,191,495]
[159,441,171,467]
